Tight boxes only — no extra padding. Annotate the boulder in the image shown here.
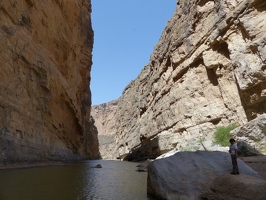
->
[201,174,266,200]
[237,141,263,157]
[230,114,266,154]
[147,151,263,200]
[92,164,102,168]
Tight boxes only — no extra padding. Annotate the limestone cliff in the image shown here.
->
[0,0,100,163]
[91,100,118,159]
[93,0,266,160]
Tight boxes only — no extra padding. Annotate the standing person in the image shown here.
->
[229,138,239,175]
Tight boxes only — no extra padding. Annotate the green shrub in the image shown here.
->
[213,124,238,147]
[183,0,189,6]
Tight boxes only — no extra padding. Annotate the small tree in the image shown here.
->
[213,124,238,147]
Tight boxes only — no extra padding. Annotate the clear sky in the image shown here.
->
[91,0,176,105]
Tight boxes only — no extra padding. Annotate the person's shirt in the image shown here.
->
[230,143,238,155]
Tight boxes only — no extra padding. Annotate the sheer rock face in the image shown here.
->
[0,0,100,163]
[93,0,266,160]
[91,100,118,159]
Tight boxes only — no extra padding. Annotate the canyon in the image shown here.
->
[1,1,265,199]
[1,0,266,165]
[92,0,266,160]
[0,0,99,163]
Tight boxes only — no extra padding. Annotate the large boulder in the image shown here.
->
[237,141,263,157]
[147,151,264,200]
[231,114,266,154]
[201,174,266,200]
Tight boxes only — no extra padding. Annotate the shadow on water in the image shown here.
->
[0,160,157,200]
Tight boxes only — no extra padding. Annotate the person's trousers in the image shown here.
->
[231,155,239,174]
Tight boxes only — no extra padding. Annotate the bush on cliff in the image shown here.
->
[213,124,238,147]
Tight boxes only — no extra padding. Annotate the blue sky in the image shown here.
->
[91,1,176,105]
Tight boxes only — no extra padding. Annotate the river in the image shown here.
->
[0,160,155,200]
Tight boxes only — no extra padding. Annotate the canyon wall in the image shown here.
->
[92,0,266,159]
[0,0,100,163]
[91,100,118,159]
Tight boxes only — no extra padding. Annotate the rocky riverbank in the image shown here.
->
[0,161,74,170]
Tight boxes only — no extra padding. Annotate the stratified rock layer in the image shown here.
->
[93,0,266,160]
[91,100,118,159]
[0,0,99,163]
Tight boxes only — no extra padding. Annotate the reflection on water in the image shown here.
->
[0,160,151,200]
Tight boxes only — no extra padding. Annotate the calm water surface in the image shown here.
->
[0,160,153,200]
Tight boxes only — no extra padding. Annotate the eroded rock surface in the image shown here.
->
[93,0,266,160]
[231,113,266,154]
[147,151,266,200]
[0,0,100,163]
[91,100,118,159]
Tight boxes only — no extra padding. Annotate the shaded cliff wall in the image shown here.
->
[0,0,100,163]
[92,0,266,160]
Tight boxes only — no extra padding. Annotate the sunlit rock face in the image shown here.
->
[94,0,266,160]
[91,100,118,159]
[0,0,100,163]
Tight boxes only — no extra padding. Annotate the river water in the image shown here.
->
[0,160,154,200]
